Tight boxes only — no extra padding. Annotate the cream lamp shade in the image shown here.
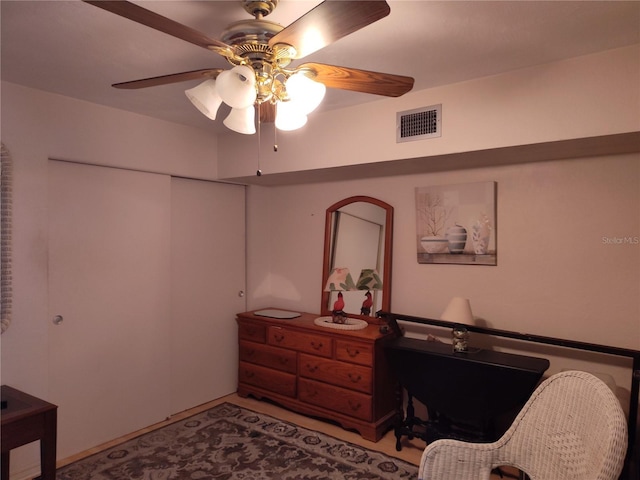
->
[356,269,383,291]
[440,297,474,325]
[324,267,355,292]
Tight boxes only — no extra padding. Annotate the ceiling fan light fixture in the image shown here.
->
[275,101,307,131]
[224,105,257,135]
[285,72,326,114]
[185,80,223,120]
[216,65,257,109]
[86,0,414,136]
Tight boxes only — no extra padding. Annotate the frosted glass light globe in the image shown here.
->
[185,80,223,120]
[216,65,257,109]
[275,101,307,131]
[224,106,256,135]
[285,73,326,114]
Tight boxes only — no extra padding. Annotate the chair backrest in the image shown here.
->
[496,370,628,480]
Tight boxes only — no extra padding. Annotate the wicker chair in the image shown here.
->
[418,370,628,480]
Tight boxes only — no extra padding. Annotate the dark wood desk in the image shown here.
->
[381,311,640,477]
[384,337,549,448]
[1,385,57,480]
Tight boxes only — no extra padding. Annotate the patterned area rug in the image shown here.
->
[56,402,418,479]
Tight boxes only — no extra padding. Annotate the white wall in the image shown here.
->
[0,82,219,478]
[245,153,640,398]
[1,81,219,391]
[237,45,640,404]
[219,44,640,180]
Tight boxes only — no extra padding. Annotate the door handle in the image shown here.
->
[52,315,64,325]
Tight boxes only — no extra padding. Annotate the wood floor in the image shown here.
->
[57,393,519,479]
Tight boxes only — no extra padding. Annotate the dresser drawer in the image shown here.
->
[299,378,372,421]
[268,326,332,358]
[239,361,296,397]
[299,354,372,394]
[238,321,266,343]
[336,340,373,366]
[239,340,297,374]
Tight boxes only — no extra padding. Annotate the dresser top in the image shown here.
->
[237,310,390,341]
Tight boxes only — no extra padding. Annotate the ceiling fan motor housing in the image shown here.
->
[221,18,296,104]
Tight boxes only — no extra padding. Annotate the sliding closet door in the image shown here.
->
[48,160,172,459]
[170,178,246,414]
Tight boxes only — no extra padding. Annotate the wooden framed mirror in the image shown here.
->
[321,196,393,322]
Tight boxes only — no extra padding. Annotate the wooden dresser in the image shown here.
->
[236,310,397,441]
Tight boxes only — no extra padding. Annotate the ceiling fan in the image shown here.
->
[83,0,415,134]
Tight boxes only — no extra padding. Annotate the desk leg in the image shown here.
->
[394,394,431,451]
[40,410,57,480]
[393,389,405,452]
[1,451,9,480]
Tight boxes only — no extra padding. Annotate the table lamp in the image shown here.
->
[324,267,354,323]
[356,268,382,316]
[440,297,474,352]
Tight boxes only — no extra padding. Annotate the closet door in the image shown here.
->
[48,160,172,459]
[169,177,246,414]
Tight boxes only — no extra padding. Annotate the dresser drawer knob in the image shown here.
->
[348,373,362,383]
[346,347,360,357]
[305,364,318,373]
[245,371,255,379]
[311,341,323,350]
[273,333,285,343]
[348,400,362,411]
[279,357,289,365]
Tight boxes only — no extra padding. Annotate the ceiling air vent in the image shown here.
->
[396,104,441,143]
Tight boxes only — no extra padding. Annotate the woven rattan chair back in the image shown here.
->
[419,370,628,480]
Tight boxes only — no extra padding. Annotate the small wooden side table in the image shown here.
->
[1,385,57,480]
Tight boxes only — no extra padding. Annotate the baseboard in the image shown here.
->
[10,465,39,480]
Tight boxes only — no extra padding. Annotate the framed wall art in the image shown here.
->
[415,181,497,265]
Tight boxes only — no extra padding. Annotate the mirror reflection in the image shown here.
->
[321,196,393,320]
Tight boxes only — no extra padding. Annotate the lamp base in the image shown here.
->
[332,310,347,324]
[452,325,469,352]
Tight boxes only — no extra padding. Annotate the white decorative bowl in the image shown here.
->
[314,317,368,330]
[420,236,449,254]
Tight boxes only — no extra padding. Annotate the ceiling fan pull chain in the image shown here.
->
[273,123,278,153]
[256,102,262,176]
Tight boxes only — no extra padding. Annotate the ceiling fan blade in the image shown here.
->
[113,69,223,89]
[269,0,390,59]
[299,63,414,97]
[83,1,234,54]
[258,102,276,123]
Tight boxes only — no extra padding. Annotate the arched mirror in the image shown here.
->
[321,196,393,322]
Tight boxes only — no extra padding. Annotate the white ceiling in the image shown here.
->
[2,1,639,135]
